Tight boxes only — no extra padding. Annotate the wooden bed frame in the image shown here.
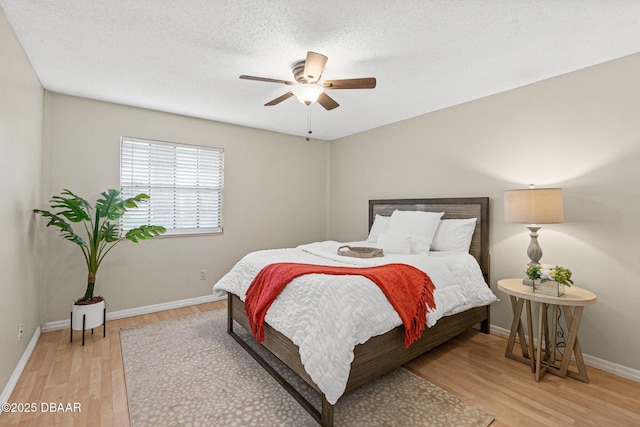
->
[226,197,491,426]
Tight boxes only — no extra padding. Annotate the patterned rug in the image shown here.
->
[120,309,494,426]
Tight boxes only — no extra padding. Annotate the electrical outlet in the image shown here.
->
[18,323,23,341]
[200,270,206,281]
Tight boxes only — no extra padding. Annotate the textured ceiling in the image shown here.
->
[2,1,640,141]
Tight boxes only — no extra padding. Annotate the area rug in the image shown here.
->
[120,309,494,426]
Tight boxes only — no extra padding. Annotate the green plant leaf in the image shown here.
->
[125,225,166,243]
[101,222,120,243]
[526,264,541,280]
[96,189,126,221]
[33,209,87,247]
[96,190,151,221]
[122,193,150,209]
[48,189,91,222]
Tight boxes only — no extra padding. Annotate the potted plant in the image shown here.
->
[526,263,574,296]
[34,189,166,331]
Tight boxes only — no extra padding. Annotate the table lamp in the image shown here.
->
[504,186,564,266]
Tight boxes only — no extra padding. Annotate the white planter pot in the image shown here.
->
[71,299,105,330]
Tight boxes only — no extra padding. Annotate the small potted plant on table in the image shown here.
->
[34,189,165,342]
[526,264,574,297]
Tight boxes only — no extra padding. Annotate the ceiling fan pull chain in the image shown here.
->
[306,107,312,141]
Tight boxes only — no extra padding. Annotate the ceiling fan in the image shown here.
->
[239,51,376,111]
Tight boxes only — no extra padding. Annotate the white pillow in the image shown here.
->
[386,210,444,254]
[367,214,390,243]
[377,233,411,255]
[431,218,477,252]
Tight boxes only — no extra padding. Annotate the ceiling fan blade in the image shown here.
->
[240,75,295,85]
[264,91,294,106]
[316,92,339,110]
[323,77,377,90]
[303,51,328,83]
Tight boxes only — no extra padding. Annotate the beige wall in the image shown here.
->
[41,93,329,323]
[0,10,44,392]
[328,53,640,371]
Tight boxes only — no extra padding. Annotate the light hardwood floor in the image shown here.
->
[3,301,639,426]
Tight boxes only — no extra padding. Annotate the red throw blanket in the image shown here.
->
[244,262,436,348]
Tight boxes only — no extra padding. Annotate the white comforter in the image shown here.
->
[212,240,497,404]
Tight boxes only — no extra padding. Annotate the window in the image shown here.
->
[120,136,224,236]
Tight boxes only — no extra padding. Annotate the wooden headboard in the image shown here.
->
[369,197,490,284]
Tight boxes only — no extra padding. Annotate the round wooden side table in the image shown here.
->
[497,278,597,382]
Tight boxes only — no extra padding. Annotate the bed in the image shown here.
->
[213,197,495,426]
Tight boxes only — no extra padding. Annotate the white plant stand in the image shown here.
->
[70,299,106,345]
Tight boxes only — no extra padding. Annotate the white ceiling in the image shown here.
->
[2,1,640,141]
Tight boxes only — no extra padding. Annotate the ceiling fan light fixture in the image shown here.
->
[240,51,376,110]
[292,83,323,105]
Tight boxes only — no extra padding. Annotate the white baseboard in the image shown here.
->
[1,326,41,409]
[41,294,224,333]
[490,324,640,383]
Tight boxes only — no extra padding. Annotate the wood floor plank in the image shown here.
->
[3,299,639,426]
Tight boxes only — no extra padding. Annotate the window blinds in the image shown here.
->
[120,137,224,235]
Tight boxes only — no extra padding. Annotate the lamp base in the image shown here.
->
[526,225,542,266]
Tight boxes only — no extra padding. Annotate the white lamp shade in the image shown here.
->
[292,83,323,105]
[504,188,564,224]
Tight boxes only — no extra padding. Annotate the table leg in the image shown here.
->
[542,304,551,361]
[535,302,549,381]
[561,305,589,382]
[550,304,558,364]
[525,300,535,373]
[506,296,532,365]
[546,305,589,383]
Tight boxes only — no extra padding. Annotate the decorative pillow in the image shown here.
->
[386,210,444,254]
[376,233,411,255]
[367,214,390,243]
[431,218,477,252]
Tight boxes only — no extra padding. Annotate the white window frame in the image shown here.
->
[120,136,224,236]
